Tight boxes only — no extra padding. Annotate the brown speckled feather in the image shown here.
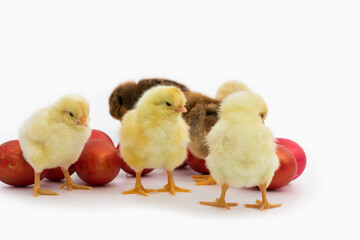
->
[109,78,190,121]
[183,92,221,159]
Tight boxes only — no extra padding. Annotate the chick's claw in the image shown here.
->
[199,200,238,210]
[60,182,92,191]
[192,175,217,185]
[157,184,191,196]
[60,167,92,191]
[122,186,155,197]
[244,200,282,211]
[33,189,59,197]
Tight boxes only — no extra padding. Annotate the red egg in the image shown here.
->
[45,165,76,181]
[75,140,122,186]
[186,150,209,174]
[121,160,154,176]
[89,129,114,146]
[116,144,153,176]
[0,140,47,187]
[176,161,188,169]
[268,145,297,190]
[277,138,306,180]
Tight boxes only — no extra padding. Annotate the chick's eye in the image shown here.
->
[166,102,171,106]
[69,112,74,117]
[118,96,123,106]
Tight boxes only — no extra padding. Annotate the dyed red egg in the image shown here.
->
[277,138,306,180]
[75,140,122,186]
[268,145,297,190]
[0,140,47,187]
[45,165,76,181]
[186,150,209,174]
[89,129,114,146]
[116,144,153,176]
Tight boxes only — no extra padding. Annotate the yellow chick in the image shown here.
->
[119,86,190,196]
[19,94,92,197]
[200,91,281,210]
[192,80,251,185]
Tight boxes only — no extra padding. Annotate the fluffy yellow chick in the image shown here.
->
[119,86,190,196]
[19,94,92,197]
[192,80,252,185]
[200,91,281,210]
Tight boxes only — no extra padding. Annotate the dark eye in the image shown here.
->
[69,112,74,117]
[260,113,265,119]
[118,96,123,106]
[166,102,171,106]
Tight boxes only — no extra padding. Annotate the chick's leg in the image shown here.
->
[122,171,155,197]
[60,167,92,191]
[191,174,217,185]
[244,183,282,211]
[33,172,59,197]
[199,184,238,209]
[157,169,190,195]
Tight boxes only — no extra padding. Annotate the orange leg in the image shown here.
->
[191,174,217,185]
[60,167,92,191]
[244,183,282,210]
[33,172,58,197]
[200,184,238,209]
[157,170,191,195]
[123,171,155,197]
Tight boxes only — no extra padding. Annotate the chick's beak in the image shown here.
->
[78,116,88,127]
[175,106,187,113]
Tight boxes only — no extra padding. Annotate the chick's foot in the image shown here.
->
[157,183,191,195]
[191,174,217,185]
[244,199,282,211]
[244,183,281,211]
[123,186,155,197]
[122,171,155,197]
[60,182,92,191]
[199,184,237,209]
[33,188,59,197]
[60,167,92,191]
[157,170,190,195]
[200,199,238,210]
[33,172,59,197]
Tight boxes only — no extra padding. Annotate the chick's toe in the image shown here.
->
[244,200,282,211]
[199,200,238,210]
[156,170,190,195]
[60,167,92,191]
[192,175,217,185]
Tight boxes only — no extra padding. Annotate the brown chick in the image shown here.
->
[109,78,190,121]
[182,92,220,159]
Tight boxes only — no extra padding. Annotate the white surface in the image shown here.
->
[0,1,359,240]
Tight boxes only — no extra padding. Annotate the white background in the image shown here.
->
[0,1,359,239]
